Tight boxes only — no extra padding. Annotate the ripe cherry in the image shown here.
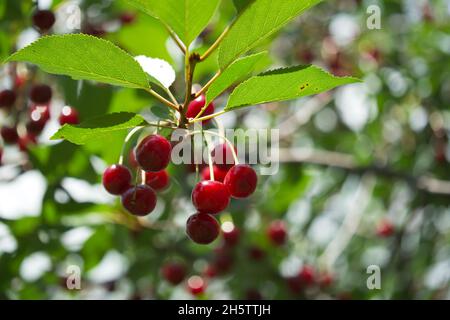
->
[267,220,287,246]
[32,10,56,31]
[203,264,218,278]
[145,170,170,191]
[30,84,52,104]
[121,185,157,216]
[187,275,206,295]
[27,105,50,134]
[186,95,214,124]
[221,222,240,246]
[248,246,265,261]
[161,262,186,285]
[212,143,236,170]
[0,147,3,165]
[319,272,334,288]
[201,165,228,183]
[136,134,172,172]
[376,219,394,237]
[0,89,16,108]
[59,106,79,125]
[192,180,230,214]
[18,134,37,152]
[119,12,136,25]
[224,164,257,198]
[1,126,19,144]
[213,251,234,274]
[186,213,220,244]
[299,265,315,286]
[102,164,132,195]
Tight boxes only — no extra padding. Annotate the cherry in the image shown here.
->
[267,220,287,246]
[376,219,394,237]
[26,120,46,135]
[286,276,302,294]
[186,95,214,124]
[18,134,37,152]
[27,105,50,134]
[83,23,106,37]
[119,12,136,25]
[319,272,333,288]
[145,170,170,191]
[0,147,3,165]
[30,84,52,104]
[212,143,236,170]
[102,164,132,195]
[201,165,228,183]
[203,264,218,278]
[161,262,186,285]
[248,246,265,261]
[192,180,230,214]
[224,164,257,198]
[32,9,56,31]
[187,275,206,295]
[121,185,157,216]
[186,213,220,244]
[0,89,16,108]
[221,222,240,246]
[1,126,19,144]
[213,251,234,274]
[59,106,79,125]
[136,134,172,172]
[299,265,315,286]
[245,289,263,300]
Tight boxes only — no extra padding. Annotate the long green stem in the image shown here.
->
[190,110,226,123]
[199,26,230,61]
[145,88,179,112]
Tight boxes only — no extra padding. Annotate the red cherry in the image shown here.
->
[59,106,79,125]
[121,185,157,216]
[201,165,228,183]
[187,275,206,295]
[136,134,172,172]
[212,143,236,170]
[286,276,302,294]
[161,262,186,285]
[245,289,263,300]
[221,222,240,247]
[0,89,16,108]
[267,220,287,246]
[192,180,230,214]
[319,272,334,288]
[32,10,56,31]
[30,84,52,104]
[213,251,234,274]
[27,105,50,134]
[18,134,37,152]
[145,170,170,191]
[102,164,132,195]
[299,265,315,286]
[186,95,214,124]
[376,219,395,237]
[186,213,220,244]
[83,24,106,37]
[224,164,257,198]
[248,246,265,261]
[119,12,136,25]
[1,126,19,144]
[203,264,218,278]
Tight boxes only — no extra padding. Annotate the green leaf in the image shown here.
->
[218,0,322,68]
[125,0,220,45]
[51,112,147,145]
[150,105,171,119]
[4,34,149,89]
[205,52,269,105]
[225,65,360,110]
[232,0,254,13]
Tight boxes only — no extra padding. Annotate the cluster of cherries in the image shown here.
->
[0,83,79,158]
[102,126,257,245]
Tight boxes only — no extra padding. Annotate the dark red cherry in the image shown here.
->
[221,222,240,246]
[30,84,52,104]
[212,143,236,170]
[187,275,206,295]
[27,105,50,134]
[224,164,257,198]
[119,12,136,25]
[248,246,265,261]
[18,134,37,152]
[102,164,132,195]
[121,185,157,216]
[32,10,56,31]
[299,265,315,286]
[267,220,287,246]
[186,95,214,124]
[186,213,220,244]
[136,134,172,172]
[59,106,79,125]
[192,180,230,214]
[161,262,186,285]
[1,126,19,144]
[201,165,228,183]
[145,170,170,191]
[245,289,263,300]
[0,89,16,108]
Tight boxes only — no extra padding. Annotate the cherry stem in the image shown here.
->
[189,110,226,124]
[164,87,180,107]
[118,126,144,165]
[194,71,221,100]
[199,26,230,62]
[145,88,179,112]
[166,26,186,54]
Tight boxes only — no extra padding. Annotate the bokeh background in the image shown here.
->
[1,0,450,299]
